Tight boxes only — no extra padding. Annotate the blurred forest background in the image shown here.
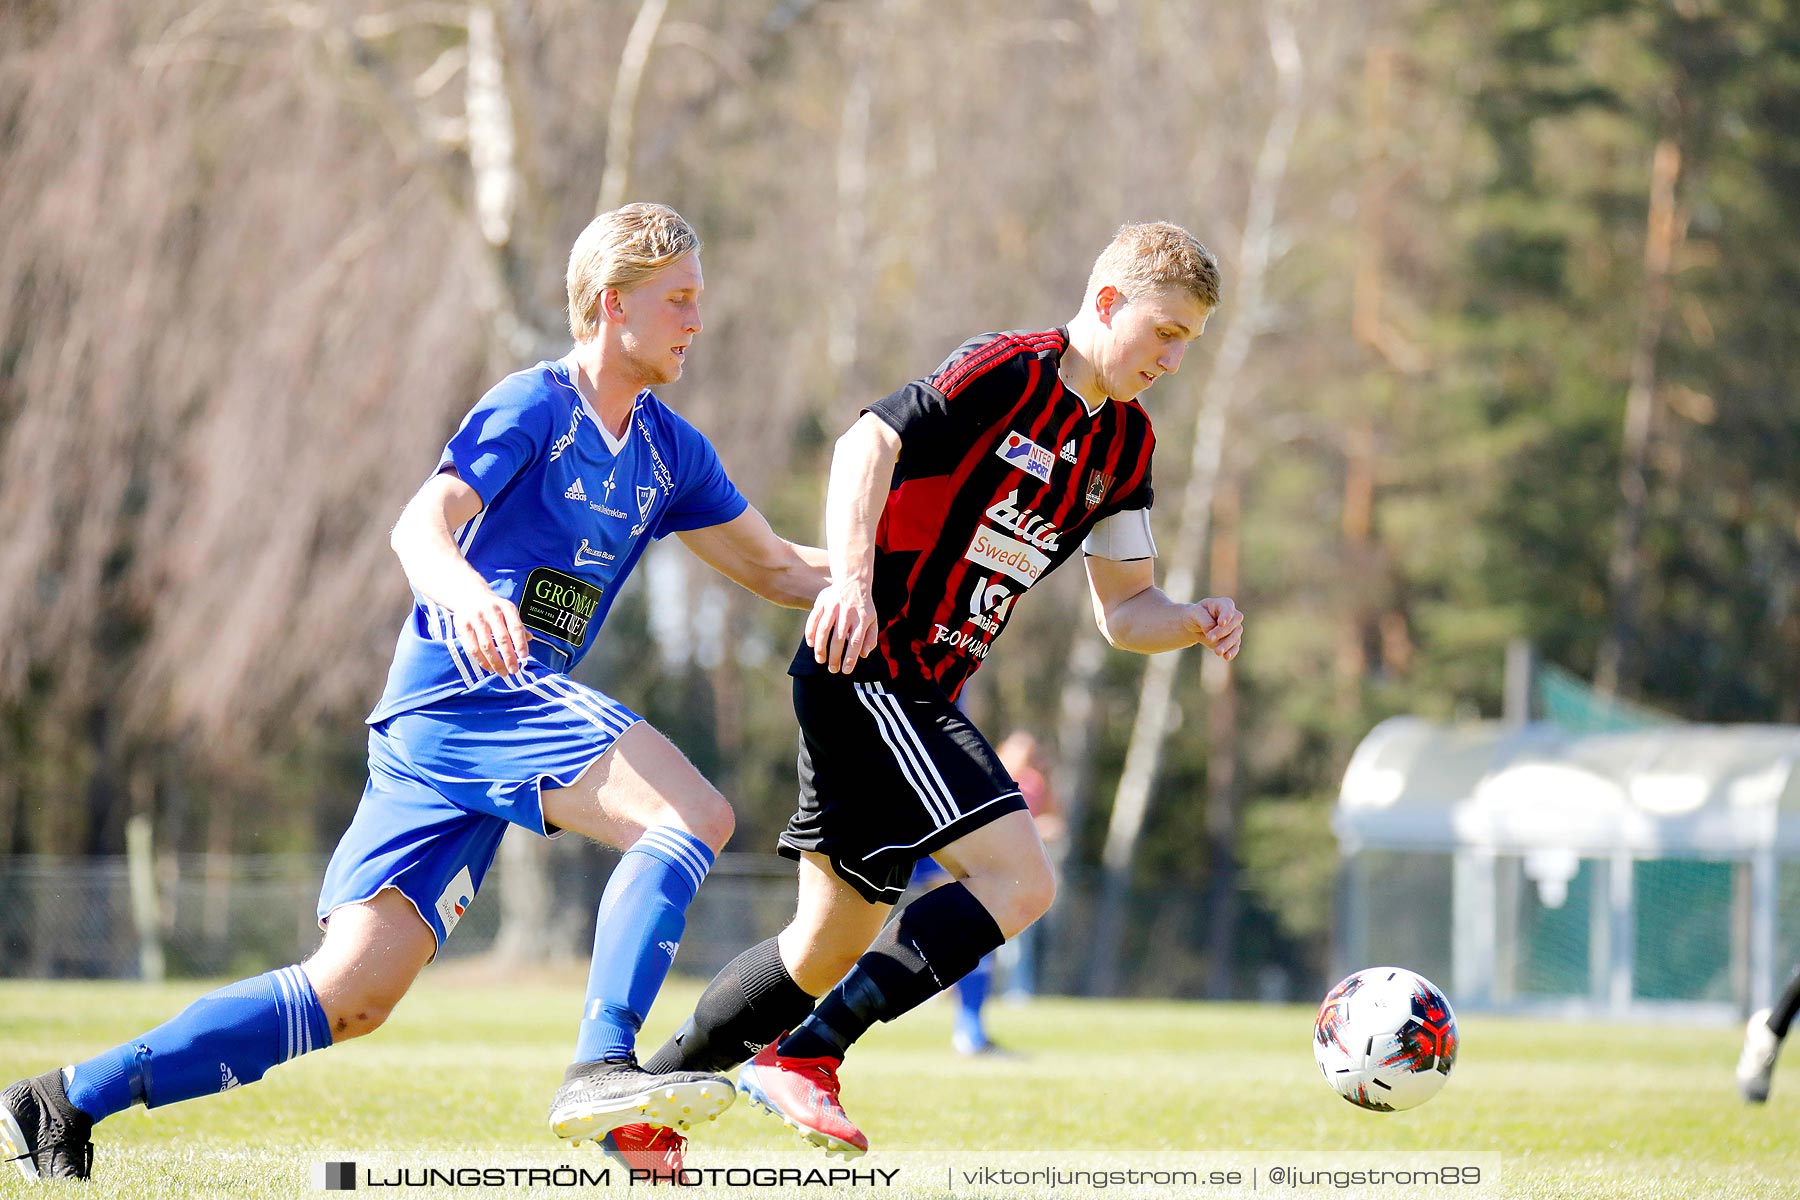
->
[2,0,1798,995]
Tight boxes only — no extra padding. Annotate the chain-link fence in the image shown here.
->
[0,848,1305,1001]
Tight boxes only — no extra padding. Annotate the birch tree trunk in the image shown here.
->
[465,0,556,964]
[1595,137,1685,699]
[1086,3,1304,996]
[1199,469,1243,998]
[596,0,669,216]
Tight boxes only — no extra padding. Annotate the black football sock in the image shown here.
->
[643,937,816,1074]
[778,882,1005,1061]
[1769,967,1800,1039]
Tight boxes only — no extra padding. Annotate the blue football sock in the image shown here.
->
[954,953,995,1047]
[64,965,332,1122]
[574,826,714,1063]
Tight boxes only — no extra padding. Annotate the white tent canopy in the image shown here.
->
[1333,718,1800,1018]
[1337,717,1800,857]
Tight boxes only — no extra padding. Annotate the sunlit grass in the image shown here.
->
[1,966,1794,1197]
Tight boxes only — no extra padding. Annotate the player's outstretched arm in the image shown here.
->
[1084,555,1243,659]
[390,469,531,675]
[806,413,901,673]
[676,507,830,609]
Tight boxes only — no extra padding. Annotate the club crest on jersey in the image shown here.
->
[629,484,658,538]
[1085,469,1113,509]
[995,431,1055,483]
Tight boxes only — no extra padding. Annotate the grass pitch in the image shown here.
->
[1,967,1794,1198]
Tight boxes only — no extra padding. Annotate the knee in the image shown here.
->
[308,967,410,1042]
[983,863,1056,939]
[681,789,735,854]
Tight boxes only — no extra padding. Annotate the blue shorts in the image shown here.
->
[317,661,642,948]
[911,858,950,886]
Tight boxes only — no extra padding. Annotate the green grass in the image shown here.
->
[2,967,1796,1198]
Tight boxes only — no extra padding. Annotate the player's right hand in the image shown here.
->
[452,591,531,676]
[806,580,878,674]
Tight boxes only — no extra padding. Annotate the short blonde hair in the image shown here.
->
[566,202,703,340]
[1085,221,1220,311]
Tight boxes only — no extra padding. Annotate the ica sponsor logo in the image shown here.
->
[435,865,475,936]
[994,431,1055,483]
[963,527,1049,588]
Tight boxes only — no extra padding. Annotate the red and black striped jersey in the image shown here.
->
[791,327,1156,701]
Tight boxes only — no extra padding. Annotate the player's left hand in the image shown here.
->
[1187,596,1243,661]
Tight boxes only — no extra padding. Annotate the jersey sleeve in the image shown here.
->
[865,333,1027,444]
[1114,459,1153,512]
[654,412,749,536]
[436,375,555,508]
[1109,408,1156,513]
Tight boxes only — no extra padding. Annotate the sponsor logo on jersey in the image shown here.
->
[966,574,1017,635]
[634,412,677,494]
[219,1064,240,1092]
[1086,469,1113,509]
[435,865,475,937]
[1061,439,1079,463]
[930,623,992,658]
[521,566,604,645]
[995,431,1055,483]
[983,489,1061,551]
[658,940,680,959]
[573,539,613,567]
[564,476,588,501]
[964,526,1049,588]
[588,472,628,519]
[549,404,584,462]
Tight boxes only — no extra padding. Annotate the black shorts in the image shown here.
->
[778,673,1027,904]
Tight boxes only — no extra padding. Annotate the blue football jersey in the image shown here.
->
[368,357,747,723]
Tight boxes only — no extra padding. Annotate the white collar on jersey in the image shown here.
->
[558,356,639,455]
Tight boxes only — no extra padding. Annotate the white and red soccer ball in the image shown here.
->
[1313,966,1458,1111]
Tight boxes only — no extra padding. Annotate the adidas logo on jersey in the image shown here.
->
[1061,440,1078,463]
[564,477,588,501]
[219,1064,240,1092]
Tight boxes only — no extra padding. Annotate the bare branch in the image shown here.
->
[597,0,669,215]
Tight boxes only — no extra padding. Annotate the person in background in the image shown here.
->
[1737,966,1800,1102]
[994,731,1064,1005]
[912,729,1063,1054]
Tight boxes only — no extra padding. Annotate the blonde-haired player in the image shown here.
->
[2,203,828,1183]
[633,220,1240,1157]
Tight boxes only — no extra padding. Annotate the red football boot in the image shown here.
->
[734,1043,868,1156]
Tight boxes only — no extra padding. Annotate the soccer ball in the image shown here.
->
[1313,966,1457,1112]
